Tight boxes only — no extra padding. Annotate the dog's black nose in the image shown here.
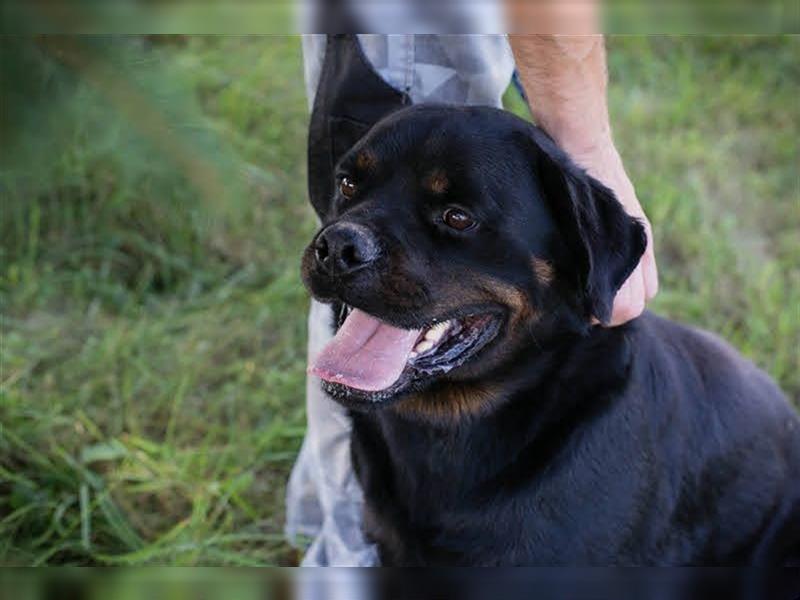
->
[314,222,380,275]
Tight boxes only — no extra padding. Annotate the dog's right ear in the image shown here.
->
[519,126,647,324]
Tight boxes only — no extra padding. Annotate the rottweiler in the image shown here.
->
[301,105,800,566]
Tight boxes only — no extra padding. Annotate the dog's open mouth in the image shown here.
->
[308,305,502,402]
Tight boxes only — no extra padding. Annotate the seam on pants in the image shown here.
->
[404,34,415,94]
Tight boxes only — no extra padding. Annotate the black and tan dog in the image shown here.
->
[301,105,800,566]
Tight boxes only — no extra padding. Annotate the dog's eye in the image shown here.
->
[339,177,356,199]
[442,208,475,231]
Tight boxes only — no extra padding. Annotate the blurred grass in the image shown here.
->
[1,35,798,565]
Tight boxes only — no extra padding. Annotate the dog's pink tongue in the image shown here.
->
[309,308,421,392]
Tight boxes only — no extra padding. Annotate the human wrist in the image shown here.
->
[549,124,622,179]
[555,133,642,219]
[533,109,614,160]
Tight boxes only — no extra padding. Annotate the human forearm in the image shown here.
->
[508,33,659,325]
[509,35,612,158]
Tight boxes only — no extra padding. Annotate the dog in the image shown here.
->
[301,105,800,566]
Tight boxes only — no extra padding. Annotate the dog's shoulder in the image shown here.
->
[632,311,794,427]
[625,311,800,562]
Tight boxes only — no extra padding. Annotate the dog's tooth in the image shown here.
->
[424,330,440,342]
[414,340,434,354]
[409,351,418,359]
[425,320,450,342]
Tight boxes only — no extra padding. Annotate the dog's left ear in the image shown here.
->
[521,126,647,324]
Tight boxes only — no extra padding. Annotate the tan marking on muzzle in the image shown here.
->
[392,381,500,425]
[532,257,555,285]
[483,278,540,326]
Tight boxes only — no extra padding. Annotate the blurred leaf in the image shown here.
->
[80,440,128,464]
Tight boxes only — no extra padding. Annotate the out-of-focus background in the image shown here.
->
[1,35,798,566]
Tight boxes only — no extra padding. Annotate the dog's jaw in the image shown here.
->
[310,304,505,409]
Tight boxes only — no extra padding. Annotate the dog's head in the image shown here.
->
[302,106,646,414]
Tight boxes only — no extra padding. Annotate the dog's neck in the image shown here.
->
[351,324,635,511]
[391,321,631,422]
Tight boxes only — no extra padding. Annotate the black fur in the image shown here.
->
[302,105,800,566]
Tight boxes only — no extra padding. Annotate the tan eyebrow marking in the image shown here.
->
[423,169,449,195]
[532,257,555,285]
[356,150,377,171]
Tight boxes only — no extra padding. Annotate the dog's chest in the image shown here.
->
[350,407,665,566]
[357,452,649,566]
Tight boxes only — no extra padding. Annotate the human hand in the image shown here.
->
[568,140,659,326]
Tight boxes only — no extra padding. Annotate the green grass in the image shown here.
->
[1,35,798,565]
